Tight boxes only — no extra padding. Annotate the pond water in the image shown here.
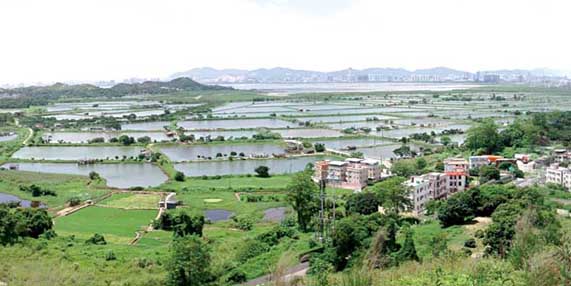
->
[353,144,402,160]
[275,128,342,138]
[6,163,167,189]
[43,132,175,144]
[121,121,172,131]
[87,109,166,118]
[160,143,285,162]
[185,130,257,139]
[204,209,234,222]
[13,146,144,161]
[440,134,466,145]
[178,119,293,130]
[174,156,335,177]
[0,192,46,208]
[293,114,397,123]
[263,207,287,222]
[46,101,161,112]
[0,133,18,142]
[43,114,91,120]
[310,137,391,150]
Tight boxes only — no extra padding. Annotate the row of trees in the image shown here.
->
[465,111,571,154]
[434,185,561,257]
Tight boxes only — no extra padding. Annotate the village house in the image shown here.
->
[545,163,571,190]
[553,149,571,163]
[313,158,383,191]
[443,158,469,172]
[405,157,469,216]
[469,155,504,169]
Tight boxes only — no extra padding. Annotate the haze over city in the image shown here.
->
[1,0,571,84]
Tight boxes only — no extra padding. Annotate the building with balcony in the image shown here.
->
[313,158,383,191]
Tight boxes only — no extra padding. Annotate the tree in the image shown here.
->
[286,171,318,232]
[437,189,481,227]
[85,233,107,245]
[137,136,151,144]
[174,171,185,182]
[118,135,135,146]
[440,135,452,146]
[172,212,205,237]
[346,192,380,215]
[415,158,427,170]
[89,171,101,180]
[166,235,211,286]
[465,119,501,154]
[390,160,417,177]
[331,216,368,270]
[67,197,81,207]
[396,227,419,263]
[373,177,411,214]
[393,145,412,158]
[314,143,326,152]
[254,166,270,178]
[480,165,500,183]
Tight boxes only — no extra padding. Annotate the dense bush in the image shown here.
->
[19,184,56,197]
[85,233,107,245]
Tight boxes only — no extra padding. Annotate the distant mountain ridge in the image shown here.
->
[170,66,569,83]
[0,77,230,108]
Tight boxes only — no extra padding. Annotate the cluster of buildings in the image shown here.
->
[545,149,571,190]
[313,158,387,191]
[406,158,469,215]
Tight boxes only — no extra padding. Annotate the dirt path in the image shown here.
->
[22,128,34,145]
[243,262,309,286]
[128,192,171,245]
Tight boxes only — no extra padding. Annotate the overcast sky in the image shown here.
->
[0,0,569,84]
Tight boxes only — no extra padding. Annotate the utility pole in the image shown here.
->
[319,179,326,243]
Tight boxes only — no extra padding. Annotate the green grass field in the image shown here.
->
[408,219,472,259]
[54,206,157,244]
[98,193,160,209]
[162,174,294,191]
[0,169,110,210]
[175,188,287,220]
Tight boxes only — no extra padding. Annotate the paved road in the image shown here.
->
[243,262,309,286]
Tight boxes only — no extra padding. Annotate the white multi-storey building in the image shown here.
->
[406,176,431,215]
[546,163,571,190]
[405,172,467,216]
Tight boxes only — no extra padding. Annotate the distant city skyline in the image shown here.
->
[1,0,570,85]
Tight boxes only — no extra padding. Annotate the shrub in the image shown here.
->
[85,233,107,245]
[68,197,81,207]
[89,171,101,180]
[227,270,247,283]
[105,250,117,261]
[174,171,185,182]
[464,238,477,248]
[232,215,255,231]
[475,229,485,239]
[255,166,270,178]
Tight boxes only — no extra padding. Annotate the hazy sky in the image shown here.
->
[1,0,570,84]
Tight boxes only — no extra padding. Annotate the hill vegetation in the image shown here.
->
[0,77,230,108]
